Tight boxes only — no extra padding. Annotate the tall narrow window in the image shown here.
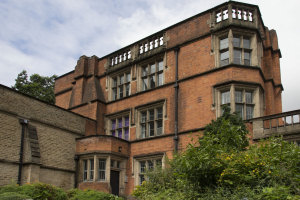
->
[89,159,94,181]
[220,38,229,67]
[141,59,164,91]
[98,159,106,181]
[83,160,88,181]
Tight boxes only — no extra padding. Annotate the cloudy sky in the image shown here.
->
[0,0,299,112]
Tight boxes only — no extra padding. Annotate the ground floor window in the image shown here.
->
[137,158,163,185]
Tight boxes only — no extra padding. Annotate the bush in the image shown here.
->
[67,189,122,200]
[0,192,30,200]
[0,183,123,200]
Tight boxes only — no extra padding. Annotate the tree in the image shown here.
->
[133,108,300,200]
[12,70,57,104]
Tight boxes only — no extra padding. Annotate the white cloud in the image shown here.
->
[0,0,299,112]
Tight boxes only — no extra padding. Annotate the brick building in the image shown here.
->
[54,1,285,197]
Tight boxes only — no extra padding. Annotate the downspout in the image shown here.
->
[174,47,180,152]
[74,155,79,188]
[18,119,28,185]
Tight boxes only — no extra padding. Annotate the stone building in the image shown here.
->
[0,84,96,189]
[54,1,287,197]
[1,1,299,198]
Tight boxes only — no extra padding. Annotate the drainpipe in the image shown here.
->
[18,119,28,185]
[174,47,180,152]
[74,155,79,188]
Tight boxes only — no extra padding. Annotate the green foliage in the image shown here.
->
[12,70,57,104]
[0,183,67,200]
[67,189,123,200]
[133,108,300,199]
[0,192,30,200]
[0,183,122,200]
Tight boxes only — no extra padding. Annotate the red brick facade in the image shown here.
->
[55,1,283,197]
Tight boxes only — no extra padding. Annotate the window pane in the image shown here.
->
[142,66,148,76]
[118,118,122,128]
[126,84,130,96]
[83,160,88,181]
[149,110,154,120]
[119,86,123,98]
[246,105,254,119]
[141,112,147,123]
[150,75,155,88]
[120,75,124,84]
[157,120,162,135]
[126,73,131,83]
[112,88,117,100]
[118,129,122,138]
[233,49,241,64]
[244,38,250,49]
[220,51,229,66]
[140,161,146,173]
[150,63,156,74]
[220,38,228,49]
[113,78,117,87]
[124,128,129,140]
[149,122,154,136]
[244,52,251,65]
[90,159,94,180]
[142,77,148,91]
[111,119,116,130]
[148,160,153,170]
[125,116,129,127]
[235,90,242,103]
[158,61,163,71]
[233,37,240,47]
[141,124,146,138]
[157,107,163,119]
[245,92,253,103]
[98,159,106,180]
[111,160,115,167]
[158,73,163,86]
[235,104,244,119]
[221,91,230,104]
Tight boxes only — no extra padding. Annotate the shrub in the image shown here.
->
[0,192,30,200]
[67,189,122,200]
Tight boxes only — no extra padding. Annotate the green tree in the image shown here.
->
[12,70,57,104]
[133,108,300,200]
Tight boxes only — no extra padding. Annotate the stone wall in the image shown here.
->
[0,85,96,189]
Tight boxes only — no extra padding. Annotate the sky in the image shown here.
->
[0,0,299,112]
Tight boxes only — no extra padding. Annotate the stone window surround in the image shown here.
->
[80,155,126,185]
[213,28,261,68]
[136,101,165,139]
[81,155,110,182]
[106,111,131,141]
[214,83,263,119]
[133,154,165,186]
[110,70,131,101]
[137,54,166,92]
